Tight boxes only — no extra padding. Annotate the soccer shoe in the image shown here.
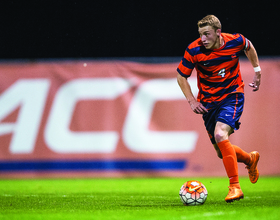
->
[246,151,260,184]
[225,186,244,203]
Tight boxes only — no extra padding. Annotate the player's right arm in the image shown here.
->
[177,43,208,114]
[177,73,208,114]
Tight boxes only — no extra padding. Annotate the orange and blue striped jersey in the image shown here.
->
[177,33,250,109]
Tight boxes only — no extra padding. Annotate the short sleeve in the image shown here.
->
[177,47,196,78]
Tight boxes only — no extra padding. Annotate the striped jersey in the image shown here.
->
[177,33,250,109]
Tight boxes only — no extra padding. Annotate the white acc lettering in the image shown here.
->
[1,77,199,154]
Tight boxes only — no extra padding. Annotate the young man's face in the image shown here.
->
[198,25,221,50]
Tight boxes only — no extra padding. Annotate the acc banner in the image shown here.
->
[0,59,279,178]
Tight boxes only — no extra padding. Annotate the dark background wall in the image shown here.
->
[0,1,276,59]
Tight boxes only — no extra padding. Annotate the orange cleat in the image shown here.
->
[246,151,260,184]
[225,186,244,203]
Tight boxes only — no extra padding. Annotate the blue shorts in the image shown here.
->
[202,93,244,144]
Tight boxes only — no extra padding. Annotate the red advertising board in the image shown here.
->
[0,59,279,178]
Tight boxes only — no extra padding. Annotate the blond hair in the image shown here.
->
[197,15,222,31]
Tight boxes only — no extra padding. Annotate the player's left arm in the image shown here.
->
[244,40,261,92]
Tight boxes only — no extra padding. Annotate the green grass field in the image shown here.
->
[0,176,279,220]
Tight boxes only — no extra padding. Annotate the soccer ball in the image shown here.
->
[179,180,208,206]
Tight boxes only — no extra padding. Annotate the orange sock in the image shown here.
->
[232,145,251,165]
[217,140,239,186]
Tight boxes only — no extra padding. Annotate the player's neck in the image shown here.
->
[213,36,224,49]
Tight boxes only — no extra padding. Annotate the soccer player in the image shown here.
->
[177,15,261,203]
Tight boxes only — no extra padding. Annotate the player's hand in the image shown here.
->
[249,72,261,91]
[189,100,208,114]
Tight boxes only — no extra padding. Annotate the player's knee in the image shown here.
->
[214,131,227,143]
[214,122,232,143]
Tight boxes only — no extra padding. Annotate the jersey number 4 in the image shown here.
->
[218,68,226,77]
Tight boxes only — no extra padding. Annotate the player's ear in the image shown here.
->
[216,29,222,37]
